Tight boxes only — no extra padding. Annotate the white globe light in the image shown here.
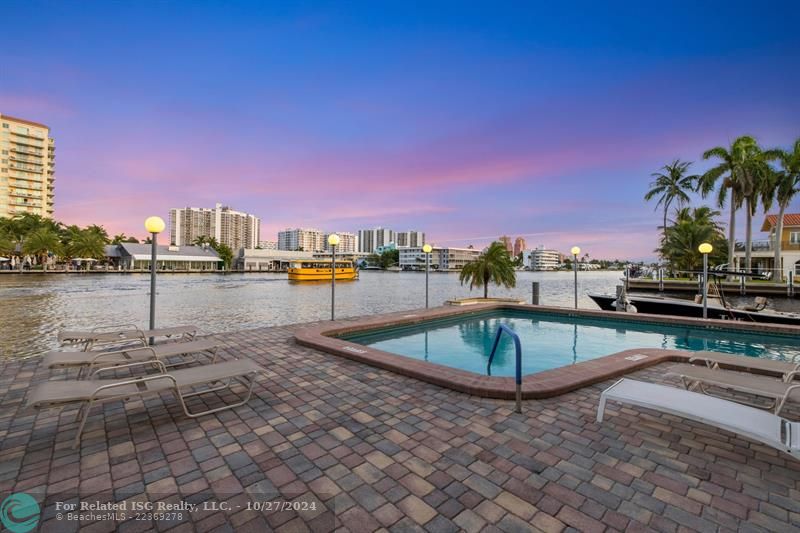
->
[327,233,340,246]
[144,216,165,234]
[570,246,581,256]
[422,244,432,253]
[698,243,713,254]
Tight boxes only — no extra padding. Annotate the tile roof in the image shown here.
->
[761,213,800,231]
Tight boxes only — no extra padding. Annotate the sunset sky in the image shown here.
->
[2,1,799,259]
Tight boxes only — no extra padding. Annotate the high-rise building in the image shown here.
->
[0,114,56,219]
[170,203,260,251]
[357,227,396,254]
[499,235,513,254]
[513,237,526,256]
[396,231,426,248]
[278,228,325,252]
[323,232,358,254]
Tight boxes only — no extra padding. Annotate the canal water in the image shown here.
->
[1,270,625,358]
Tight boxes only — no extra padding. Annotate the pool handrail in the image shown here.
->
[487,324,523,413]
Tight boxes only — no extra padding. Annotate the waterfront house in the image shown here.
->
[733,213,800,279]
[105,243,221,271]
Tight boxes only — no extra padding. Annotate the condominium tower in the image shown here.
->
[278,228,325,252]
[357,228,396,254]
[170,203,260,250]
[0,114,55,218]
[396,231,426,248]
[513,237,527,256]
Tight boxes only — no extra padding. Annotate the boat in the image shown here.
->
[588,290,800,326]
[287,259,358,281]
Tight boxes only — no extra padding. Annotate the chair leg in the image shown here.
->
[73,400,94,449]
[596,395,607,423]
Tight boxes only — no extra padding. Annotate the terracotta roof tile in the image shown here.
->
[761,213,800,231]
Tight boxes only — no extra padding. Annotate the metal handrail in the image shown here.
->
[487,324,523,413]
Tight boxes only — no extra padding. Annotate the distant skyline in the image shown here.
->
[2,1,799,259]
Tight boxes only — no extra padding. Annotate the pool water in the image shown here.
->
[339,310,800,377]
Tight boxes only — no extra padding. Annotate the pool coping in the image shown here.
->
[293,303,800,400]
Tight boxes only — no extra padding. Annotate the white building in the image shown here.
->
[357,228,396,254]
[236,249,314,271]
[396,231,426,248]
[258,240,278,250]
[525,246,561,271]
[399,246,481,271]
[323,232,358,254]
[170,203,260,251]
[278,228,325,252]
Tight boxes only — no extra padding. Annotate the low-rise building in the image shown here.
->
[733,213,800,279]
[525,246,560,271]
[105,243,220,270]
[278,228,325,252]
[258,240,278,250]
[323,232,358,254]
[236,249,314,271]
[399,246,481,271]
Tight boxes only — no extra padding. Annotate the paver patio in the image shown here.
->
[1,316,799,532]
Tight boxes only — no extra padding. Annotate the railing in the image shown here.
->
[734,240,800,252]
[486,324,523,413]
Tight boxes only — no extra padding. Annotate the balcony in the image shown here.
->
[734,240,800,252]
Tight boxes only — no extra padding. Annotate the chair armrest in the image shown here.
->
[88,373,178,400]
[91,359,166,378]
[90,323,141,333]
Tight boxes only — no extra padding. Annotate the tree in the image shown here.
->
[644,159,699,243]
[67,229,107,263]
[458,241,516,298]
[22,228,62,271]
[214,243,234,270]
[699,136,770,273]
[658,207,728,272]
[764,138,800,278]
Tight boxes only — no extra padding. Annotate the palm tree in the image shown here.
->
[22,228,61,271]
[112,233,129,244]
[644,160,699,243]
[764,139,800,279]
[67,229,107,264]
[459,241,516,298]
[698,136,761,272]
[658,206,727,272]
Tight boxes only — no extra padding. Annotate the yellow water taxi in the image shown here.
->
[287,259,359,281]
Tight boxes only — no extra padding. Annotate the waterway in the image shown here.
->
[1,270,796,359]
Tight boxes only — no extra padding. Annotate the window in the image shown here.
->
[790,232,800,244]
[1,123,8,128]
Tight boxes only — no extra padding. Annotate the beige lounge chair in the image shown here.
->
[671,364,800,415]
[689,352,800,380]
[27,359,268,448]
[43,338,219,377]
[597,379,798,459]
[58,324,196,350]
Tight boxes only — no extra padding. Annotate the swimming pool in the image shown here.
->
[339,309,800,377]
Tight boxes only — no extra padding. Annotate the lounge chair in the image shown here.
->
[58,324,196,350]
[597,378,798,459]
[670,364,800,415]
[27,359,268,448]
[43,338,219,376]
[689,352,800,380]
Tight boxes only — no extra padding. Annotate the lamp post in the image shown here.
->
[144,216,165,344]
[328,233,340,321]
[699,242,713,319]
[422,243,433,308]
[571,246,581,309]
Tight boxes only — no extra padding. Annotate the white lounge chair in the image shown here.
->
[597,378,798,459]
[43,338,219,377]
[688,352,799,380]
[671,364,800,415]
[27,359,268,448]
[58,324,196,350]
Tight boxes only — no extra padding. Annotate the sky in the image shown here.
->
[2,1,799,260]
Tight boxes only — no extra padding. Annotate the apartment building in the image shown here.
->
[399,246,481,271]
[0,114,55,218]
[513,237,527,256]
[278,228,325,252]
[525,245,561,271]
[733,213,800,279]
[323,232,358,254]
[357,227,396,254]
[499,235,513,254]
[396,231,426,248]
[170,203,260,250]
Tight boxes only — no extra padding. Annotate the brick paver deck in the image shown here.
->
[1,320,799,532]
